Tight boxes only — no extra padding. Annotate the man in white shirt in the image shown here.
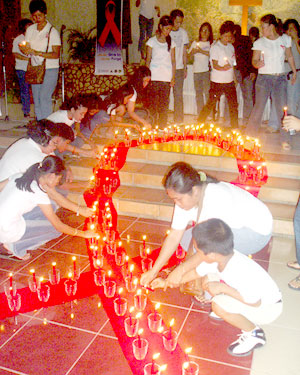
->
[198,21,238,128]
[170,9,189,123]
[136,0,160,59]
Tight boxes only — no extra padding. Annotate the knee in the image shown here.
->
[211,300,227,318]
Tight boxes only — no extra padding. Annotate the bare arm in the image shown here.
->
[13,52,29,61]
[286,47,297,85]
[126,101,152,130]
[252,50,265,69]
[145,46,152,68]
[170,47,176,87]
[212,59,231,71]
[183,44,188,78]
[39,204,95,238]
[0,180,8,192]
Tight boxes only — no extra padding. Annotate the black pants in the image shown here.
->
[198,81,238,128]
[148,81,170,127]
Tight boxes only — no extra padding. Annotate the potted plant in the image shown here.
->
[67,26,97,63]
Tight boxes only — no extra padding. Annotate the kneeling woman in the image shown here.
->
[141,162,273,287]
[0,155,95,260]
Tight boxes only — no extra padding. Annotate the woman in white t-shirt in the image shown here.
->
[12,19,33,118]
[0,156,95,261]
[19,0,61,121]
[188,22,213,116]
[146,15,176,127]
[246,14,297,150]
[140,162,273,287]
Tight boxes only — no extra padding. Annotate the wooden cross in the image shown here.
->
[229,0,262,35]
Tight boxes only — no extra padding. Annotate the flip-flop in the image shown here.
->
[0,252,31,262]
[287,261,300,270]
[191,295,212,307]
[288,275,300,290]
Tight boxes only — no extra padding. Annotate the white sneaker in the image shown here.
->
[227,328,266,357]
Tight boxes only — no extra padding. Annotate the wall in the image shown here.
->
[21,0,300,63]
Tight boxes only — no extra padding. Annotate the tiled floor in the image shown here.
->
[0,209,300,375]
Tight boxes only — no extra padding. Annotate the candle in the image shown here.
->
[283,106,288,117]
[127,234,130,243]
[142,235,146,250]
[168,318,175,339]
[30,269,37,283]
[72,256,77,273]
[118,287,123,302]
[151,353,160,374]
[154,302,160,319]
[137,328,143,348]
[129,264,134,281]
[52,262,57,283]
[9,273,13,287]
[129,306,134,325]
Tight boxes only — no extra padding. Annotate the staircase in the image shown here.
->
[67,137,300,238]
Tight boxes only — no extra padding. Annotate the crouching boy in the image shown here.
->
[152,218,283,357]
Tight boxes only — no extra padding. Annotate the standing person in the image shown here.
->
[19,0,61,120]
[146,15,176,127]
[188,22,213,117]
[0,156,95,261]
[12,19,33,118]
[198,22,238,128]
[136,0,160,59]
[140,162,273,287]
[283,19,300,119]
[246,14,297,150]
[233,24,257,127]
[170,9,189,124]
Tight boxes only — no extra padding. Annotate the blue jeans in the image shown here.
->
[173,69,185,123]
[235,70,254,121]
[138,15,154,52]
[247,74,287,136]
[31,68,59,120]
[287,73,300,118]
[294,198,300,264]
[7,207,61,257]
[16,70,31,115]
[194,71,210,116]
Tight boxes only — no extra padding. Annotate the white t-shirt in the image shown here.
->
[146,36,176,82]
[47,110,75,127]
[253,34,291,74]
[196,250,282,305]
[139,0,156,20]
[25,21,61,69]
[0,174,50,243]
[12,34,29,71]
[0,138,47,182]
[171,182,273,235]
[170,28,189,70]
[188,41,210,73]
[210,40,236,83]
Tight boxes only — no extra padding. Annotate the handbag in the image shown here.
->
[25,26,53,84]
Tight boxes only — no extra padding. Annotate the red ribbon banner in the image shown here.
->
[98,0,121,47]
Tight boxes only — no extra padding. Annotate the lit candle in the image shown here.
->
[154,302,160,319]
[283,106,288,117]
[30,269,37,284]
[9,273,13,287]
[52,262,57,283]
[151,353,160,374]
[107,270,112,280]
[168,318,175,339]
[129,264,134,281]
[129,306,134,325]
[142,235,146,250]
[137,328,143,348]
[72,256,77,273]
[118,287,123,302]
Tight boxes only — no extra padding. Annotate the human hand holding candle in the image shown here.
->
[283,115,300,132]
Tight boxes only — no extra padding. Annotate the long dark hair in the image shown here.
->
[261,14,283,36]
[157,15,173,51]
[102,83,135,110]
[16,155,66,193]
[128,66,151,94]
[27,119,75,145]
[283,19,300,38]
[199,22,213,45]
[162,162,218,194]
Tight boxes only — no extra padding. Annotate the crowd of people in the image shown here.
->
[2,0,300,360]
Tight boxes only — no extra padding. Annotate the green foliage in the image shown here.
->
[67,26,97,63]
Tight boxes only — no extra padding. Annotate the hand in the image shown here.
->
[19,42,31,55]
[164,265,184,290]
[291,72,297,85]
[184,67,188,79]
[79,207,94,217]
[249,72,256,81]
[283,115,300,132]
[151,277,166,289]
[223,63,232,71]
[83,230,97,239]
[140,269,157,287]
[170,78,175,87]
[256,60,265,69]
[141,121,152,132]
[202,279,223,296]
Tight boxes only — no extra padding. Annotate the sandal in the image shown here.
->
[288,275,300,290]
[287,261,300,270]
[282,142,292,151]
[0,252,31,262]
[192,295,212,307]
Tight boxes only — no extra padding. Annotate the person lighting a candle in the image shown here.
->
[151,218,282,357]
[0,155,96,261]
[140,162,273,302]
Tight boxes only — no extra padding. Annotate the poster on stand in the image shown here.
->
[95,0,124,75]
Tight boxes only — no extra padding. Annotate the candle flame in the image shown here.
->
[125,255,129,262]
[138,328,143,335]
[155,302,161,310]
[183,362,190,369]
[68,272,72,278]
[72,256,76,261]
[118,241,122,247]
[136,289,142,295]
[142,235,147,241]
[160,364,167,372]
[169,318,175,327]
[118,287,123,295]
[157,326,164,334]
[108,270,112,277]
[126,234,130,242]
[129,306,135,313]
[129,264,134,272]
[9,272,13,277]
[30,269,35,274]
[39,277,44,282]
[185,347,192,354]
[52,262,56,267]
[133,278,138,285]
[136,312,142,319]
[153,353,160,360]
